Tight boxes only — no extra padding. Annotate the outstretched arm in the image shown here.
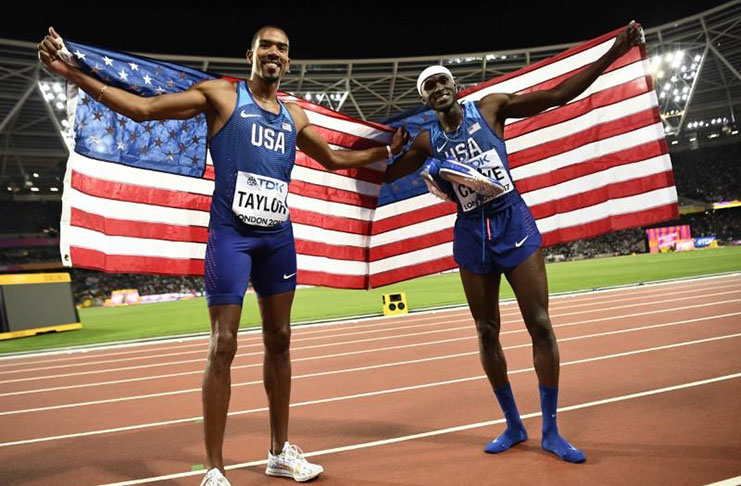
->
[288,102,408,171]
[480,21,643,125]
[38,27,214,122]
[383,131,433,182]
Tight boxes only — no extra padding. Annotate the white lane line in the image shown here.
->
[2,275,738,368]
[702,477,741,486]
[96,371,741,485]
[1,330,738,448]
[2,312,739,416]
[1,298,738,387]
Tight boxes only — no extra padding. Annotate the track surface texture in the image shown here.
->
[1,274,740,486]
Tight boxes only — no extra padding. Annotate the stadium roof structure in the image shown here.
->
[1,0,740,198]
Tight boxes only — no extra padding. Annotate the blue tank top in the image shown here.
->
[429,101,522,216]
[208,81,297,233]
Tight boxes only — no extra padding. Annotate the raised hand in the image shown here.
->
[37,27,75,77]
[612,21,644,57]
[389,126,410,155]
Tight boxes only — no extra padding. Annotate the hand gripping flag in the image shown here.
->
[59,26,677,289]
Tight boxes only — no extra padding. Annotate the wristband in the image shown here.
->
[96,85,108,102]
[386,145,393,158]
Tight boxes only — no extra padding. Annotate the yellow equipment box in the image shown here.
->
[382,292,408,316]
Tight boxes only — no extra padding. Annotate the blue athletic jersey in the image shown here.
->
[429,101,522,216]
[208,81,297,233]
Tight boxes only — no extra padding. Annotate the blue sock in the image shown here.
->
[484,383,528,453]
[539,385,586,463]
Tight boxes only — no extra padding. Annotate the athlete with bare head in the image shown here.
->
[39,25,406,485]
[385,22,643,463]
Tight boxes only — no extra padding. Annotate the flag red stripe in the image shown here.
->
[370,256,457,288]
[540,204,679,246]
[515,140,668,195]
[71,170,212,212]
[298,269,368,289]
[509,108,661,168]
[291,208,371,235]
[289,180,377,208]
[295,153,384,184]
[372,203,456,235]
[295,239,367,261]
[504,77,652,140]
[204,165,215,180]
[69,247,204,276]
[370,228,453,262]
[528,172,676,220]
[278,95,391,133]
[70,208,209,243]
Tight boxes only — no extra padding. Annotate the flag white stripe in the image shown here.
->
[289,193,375,221]
[509,122,666,180]
[536,187,678,235]
[522,155,673,206]
[291,165,380,197]
[304,110,391,145]
[506,91,657,154]
[68,226,205,259]
[369,242,453,275]
[370,214,456,248]
[464,38,615,101]
[374,193,443,221]
[293,223,369,248]
[296,254,368,276]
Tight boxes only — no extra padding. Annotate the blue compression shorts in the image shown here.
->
[453,199,542,275]
[204,221,297,306]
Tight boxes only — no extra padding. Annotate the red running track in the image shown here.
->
[0,274,739,486]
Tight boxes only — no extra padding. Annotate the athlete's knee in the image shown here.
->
[263,322,291,354]
[474,316,501,346]
[525,311,555,346]
[209,329,238,369]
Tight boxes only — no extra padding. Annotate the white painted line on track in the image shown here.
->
[1,297,738,387]
[702,477,741,486]
[1,329,738,448]
[1,272,738,363]
[96,371,741,485]
[2,312,739,416]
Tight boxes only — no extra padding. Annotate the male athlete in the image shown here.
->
[39,26,406,485]
[385,22,643,463]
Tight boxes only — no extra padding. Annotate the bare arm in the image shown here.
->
[383,131,433,182]
[288,102,408,171]
[479,21,643,126]
[38,27,221,122]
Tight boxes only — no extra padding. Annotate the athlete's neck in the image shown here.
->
[437,102,464,133]
[248,77,279,103]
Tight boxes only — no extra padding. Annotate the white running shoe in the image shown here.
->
[200,468,231,486]
[266,442,324,482]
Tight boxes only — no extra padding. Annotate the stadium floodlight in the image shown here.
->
[32,172,39,178]
[30,187,39,192]
[52,82,63,93]
[663,82,671,90]
[55,101,65,110]
[45,93,55,101]
[50,187,59,192]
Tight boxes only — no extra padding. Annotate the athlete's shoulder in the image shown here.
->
[193,78,237,95]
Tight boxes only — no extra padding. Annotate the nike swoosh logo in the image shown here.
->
[241,111,260,118]
[515,235,530,248]
[283,272,297,280]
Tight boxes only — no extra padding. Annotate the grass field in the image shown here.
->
[1,246,739,354]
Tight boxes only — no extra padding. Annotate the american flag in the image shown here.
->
[59,27,677,289]
[371,27,677,287]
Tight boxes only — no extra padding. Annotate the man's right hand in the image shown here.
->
[38,27,74,77]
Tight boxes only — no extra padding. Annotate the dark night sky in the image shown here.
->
[2,1,728,60]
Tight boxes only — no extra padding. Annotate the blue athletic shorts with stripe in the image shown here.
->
[453,199,542,275]
[204,222,297,306]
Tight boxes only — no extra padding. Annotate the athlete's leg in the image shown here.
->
[257,290,295,454]
[459,268,528,453]
[505,248,585,463]
[202,305,242,473]
[504,248,558,386]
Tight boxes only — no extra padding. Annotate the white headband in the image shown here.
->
[416,65,454,96]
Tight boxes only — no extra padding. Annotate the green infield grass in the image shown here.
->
[1,246,739,354]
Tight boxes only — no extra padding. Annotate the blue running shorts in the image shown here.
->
[453,200,542,275]
[204,222,298,306]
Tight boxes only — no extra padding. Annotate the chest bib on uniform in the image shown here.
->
[232,171,289,227]
[454,147,515,212]
[430,101,521,215]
